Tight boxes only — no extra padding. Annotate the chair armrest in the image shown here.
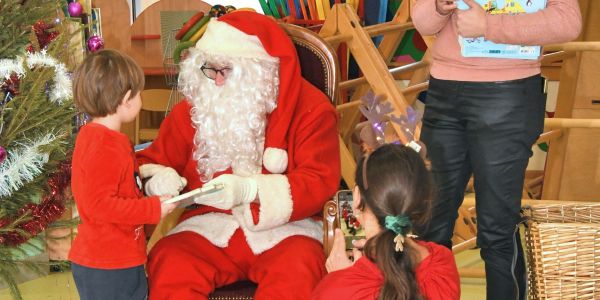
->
[322,199,340,257]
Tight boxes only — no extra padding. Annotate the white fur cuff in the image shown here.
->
[263,147,288,174]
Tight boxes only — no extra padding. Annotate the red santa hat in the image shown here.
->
[195,11,301,174]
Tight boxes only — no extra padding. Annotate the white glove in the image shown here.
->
[195,174,257,210]
[140,164,187,196]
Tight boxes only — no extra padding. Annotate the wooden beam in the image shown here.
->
[377,0,412,63]
[339,135,356,187]
[323,33,353,47]
[544,41,600,52]
[453,237,477,254]
[535,129,562,144]
[544,118,600,129]
[364,21,413,37]
[541,51,575,64]
[461,197,586,207]
[402,82,429,100]
[331,4,411,144]
[336,83,429,111]
[337,1,432,143]
[542,52,582,200]
[338,0,415,142]
[339,61,428,90]
[459,268,486,278]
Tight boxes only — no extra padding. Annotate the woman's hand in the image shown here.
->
[436,0,457,16]
[456,0,487,38]
[326,229,364,273]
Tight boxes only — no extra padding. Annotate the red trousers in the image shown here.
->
[147,229,325,300]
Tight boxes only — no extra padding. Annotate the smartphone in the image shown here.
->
[336,190,366,250]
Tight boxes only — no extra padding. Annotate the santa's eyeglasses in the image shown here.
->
[200,64,232,80]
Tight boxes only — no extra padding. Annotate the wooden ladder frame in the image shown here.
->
[318,1,432,187]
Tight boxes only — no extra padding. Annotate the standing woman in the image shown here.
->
[312,144,460,300]
[411,0,582,299]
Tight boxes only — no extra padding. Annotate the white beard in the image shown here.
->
[178,49,279,182]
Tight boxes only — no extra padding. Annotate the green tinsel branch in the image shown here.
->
[0,1,77,298]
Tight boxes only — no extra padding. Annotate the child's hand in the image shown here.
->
[159,196,177,218]
[325,229,358,273]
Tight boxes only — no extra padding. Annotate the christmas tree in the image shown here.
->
[0,0,76,298]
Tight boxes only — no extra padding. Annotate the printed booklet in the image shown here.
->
[162,183,224,208]
[457,0,547,59]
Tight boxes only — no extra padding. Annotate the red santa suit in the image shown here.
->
[137,12,340,300]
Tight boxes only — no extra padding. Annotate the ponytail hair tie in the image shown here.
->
[384,215,416,252]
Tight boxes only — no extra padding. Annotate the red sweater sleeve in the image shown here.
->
[313,243,460,300]
[79,137,161,225]
[312,257,383,300]
[416,242,461,300]
[485,0,582,46]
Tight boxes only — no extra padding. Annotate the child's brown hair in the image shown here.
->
[73,49,144,117]
[356,144,433,300]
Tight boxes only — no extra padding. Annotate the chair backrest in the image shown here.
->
[280,23,341,256]
[134,89,171,144]
[280,23,339,105]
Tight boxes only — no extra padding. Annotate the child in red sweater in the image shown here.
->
[312,144,460,300]
[69,49,176,300]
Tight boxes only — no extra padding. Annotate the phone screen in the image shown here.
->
[336,190,366,250]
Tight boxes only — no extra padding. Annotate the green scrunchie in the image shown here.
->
[384,215,412,236]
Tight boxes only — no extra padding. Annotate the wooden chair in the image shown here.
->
[281,23,339,105]
[145,23,341,300]
[134,89,171,144]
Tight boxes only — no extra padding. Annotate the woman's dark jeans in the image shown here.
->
[420,74,546,300]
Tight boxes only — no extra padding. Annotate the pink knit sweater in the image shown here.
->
[412,0,582,81]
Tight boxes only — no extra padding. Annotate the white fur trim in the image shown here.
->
[263,147,288,174]
[168,213,239,248]
[241,218,322,254]
[164,174,321,255]
[195,19,278,62]
[233,174,293,231]
[167,211,322,255]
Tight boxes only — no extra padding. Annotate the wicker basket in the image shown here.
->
[523,203,600,300]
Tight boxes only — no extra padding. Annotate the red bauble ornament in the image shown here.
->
[28,20,60,51]
[1,73,20,96]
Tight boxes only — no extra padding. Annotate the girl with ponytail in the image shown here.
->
[312,144,460,300]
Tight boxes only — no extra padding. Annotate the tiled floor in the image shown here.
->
[0,249,487,300]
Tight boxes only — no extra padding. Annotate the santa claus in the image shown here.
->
[137,11,340,299]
